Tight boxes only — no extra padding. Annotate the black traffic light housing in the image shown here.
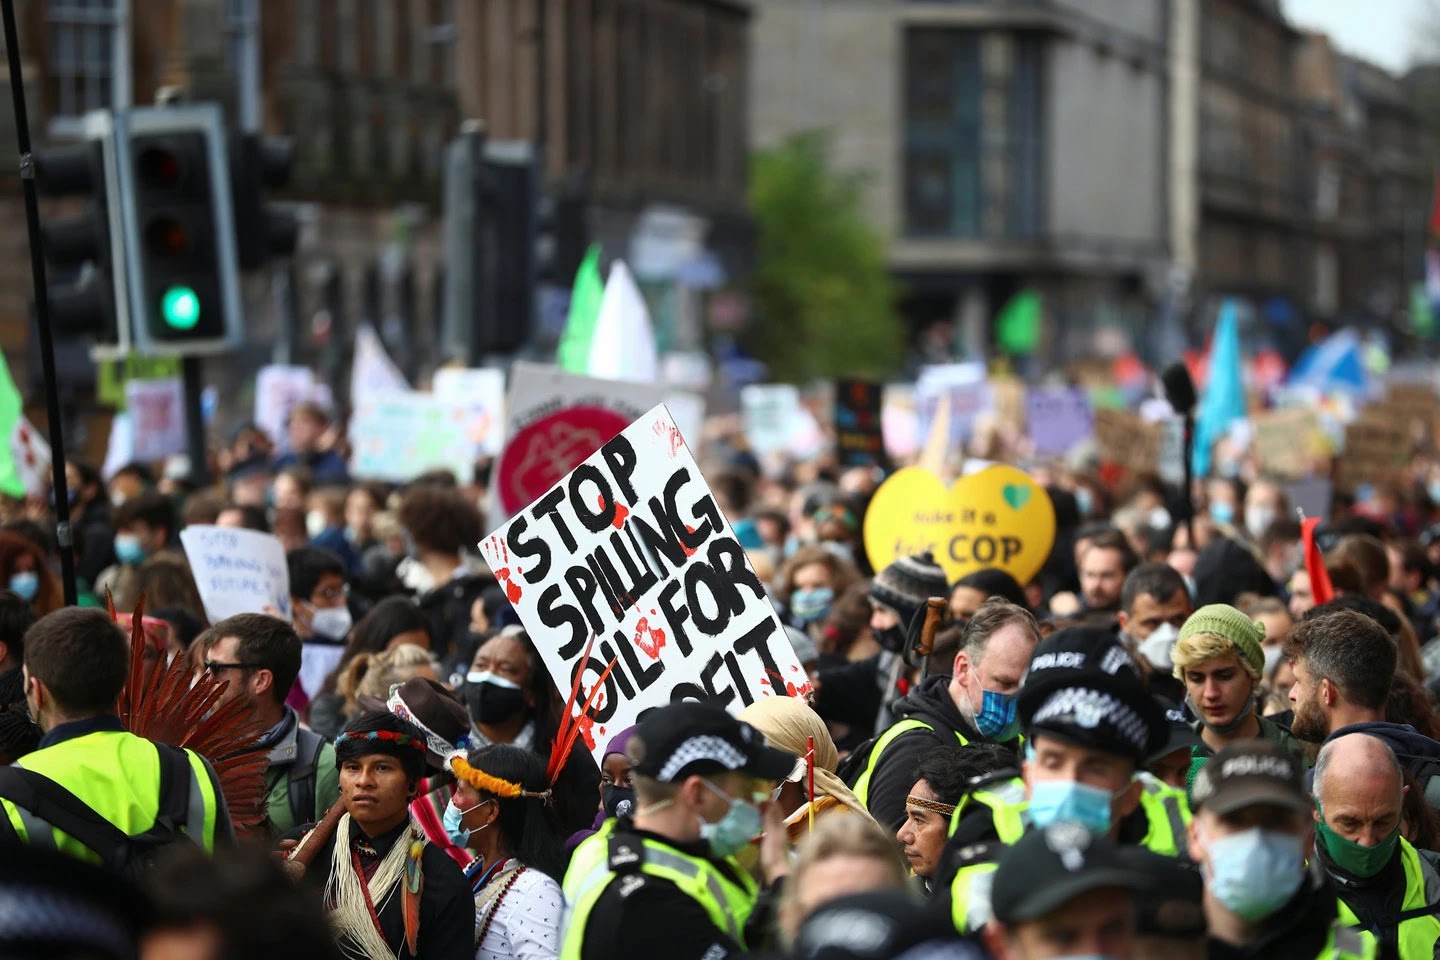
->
[538,175,590,288]
[33,134,120,344]
[231,133,297,270]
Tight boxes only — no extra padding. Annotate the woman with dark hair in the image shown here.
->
[309,597,433,738]
[0,531,61,616]
[134,550,207,624]
[445,745,565,959]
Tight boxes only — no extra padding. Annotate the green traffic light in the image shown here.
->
[160,286,200,330]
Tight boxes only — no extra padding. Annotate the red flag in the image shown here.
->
[1302,517,1334,606]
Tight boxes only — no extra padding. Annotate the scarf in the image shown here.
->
[737,696,879,826]
[325,815,421,960]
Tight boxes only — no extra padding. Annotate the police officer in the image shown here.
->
[1190,739,1374,960]
[561,702,795,960]
[0,608,232,859]
[939,627,1179,934]
[982,822,1146,960]
[851,597,1040,830]
[1313,733,1440,959]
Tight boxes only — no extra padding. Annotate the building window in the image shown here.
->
[46,0,129,136]
[903,29,1042,239]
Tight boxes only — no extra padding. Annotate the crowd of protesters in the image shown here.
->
[4,395,1440,960]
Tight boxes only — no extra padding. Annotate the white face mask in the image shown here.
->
[1246,505,1277,540]
[1263,644,1284,677]
[306,510,328,539]
[309,604,353,640]
[1138,622,1180,671]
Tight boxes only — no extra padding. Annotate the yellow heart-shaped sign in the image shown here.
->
[863,465,1057,586]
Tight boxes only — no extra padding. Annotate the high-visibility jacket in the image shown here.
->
[560,820,758,960]
[1336,838,1440,960]
[0,729,226,862]
[1135,774,1192,857]
[852,718,970,809]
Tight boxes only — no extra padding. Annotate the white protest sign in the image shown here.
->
[492,362,703,527]
[351,324,409,408]
[432,367,507,457]
[180,525,291,623]
[481,404,808,764]
[915,363,992,451]
[740,384,803,456]
[125,378,186,463]
[349,391,479,483]
[11,416,50,497]
[255,365,317,450]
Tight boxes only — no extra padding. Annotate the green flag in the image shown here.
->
[1412,283,1436,339]
[0,352,25,499]
[557,245,604,373]
[996,289,1042,355]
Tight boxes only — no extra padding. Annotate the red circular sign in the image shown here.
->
[496,406,633,515]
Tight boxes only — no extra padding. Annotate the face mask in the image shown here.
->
[309,604,353,640]
[603,785,636,819]
[344,525,361,545]
[110,490,127,508]
[7,571,38,602]
[698,779,763,859]
[1245,506,1277,540]
[1430,481,1440,506]
[1316,802,1399,879]
[789,587,834,623]
[1202,827,1304,920]
[874,623,906,654]
[1210,501,1235,525]
[1263,644,1285,677]
[113,533,145,566]
[974,688,1021,741]
[1138,623,1180,671]
[306,510,328,539]
[1147,506,1172,530]
[443,797,490,848]
[1075,488,1094,519]
[1027,778,1117,835]
[1186,693,1254,737]
[465,671,527,726]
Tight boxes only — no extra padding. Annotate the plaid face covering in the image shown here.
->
[975,689,1021,741]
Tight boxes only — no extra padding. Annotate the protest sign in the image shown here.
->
[1337,416,1408,491]
[481,404,807,764]
[834,379,887,468]
[349,391,479,483]
[741,385,804,456]
[915,364,992,451]
[863,464,1057,586]
[350,324,409,407]
[180,525,291,623]
[125,378,186,463]
[493,362,702,525]
[1025,387,1093,456]
[97,355,181,410]
[432,367,507,457]
[1093,408,1161,474]
[255,366,319,451]
[1252,408,1322,478]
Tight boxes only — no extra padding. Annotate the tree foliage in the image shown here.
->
[746,132,903,383]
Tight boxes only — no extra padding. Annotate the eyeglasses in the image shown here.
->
[203,660,261,675]
[312,583,350,604]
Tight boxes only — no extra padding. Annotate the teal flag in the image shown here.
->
[557,245,604,373]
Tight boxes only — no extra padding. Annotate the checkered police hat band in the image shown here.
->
[657,734,749,782]
[1030,686,1148,755]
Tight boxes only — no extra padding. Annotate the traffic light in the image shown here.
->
[537,176,589,288]
[114,104,242,355]
[231,133,297,271]
[33,114,124,348]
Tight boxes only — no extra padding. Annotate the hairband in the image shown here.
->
[386,689,470,757]
[450,755,553,802]
[335,730,427,752]
[905,795,956,816]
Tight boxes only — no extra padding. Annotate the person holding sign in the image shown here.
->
[560,702,795,960]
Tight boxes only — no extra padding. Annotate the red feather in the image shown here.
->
[546,632,618,787]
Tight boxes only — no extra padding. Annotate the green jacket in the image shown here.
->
[1187,711,1312,793]
[261,713,339,838]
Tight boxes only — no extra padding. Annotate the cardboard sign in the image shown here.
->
[1025,387,1093,456]
[1093,408,1161,474]
[1252,408,1322,479]
[180,525,291,624]
[863,464,1057,586]
[1337,417,1408,491]
[349,391,480,483]
[481,404,807,764]
[493,362,702,525]
[835,379,887,468]
[915,364,992,451]
[432,367,507,458]
[125,378,186,463]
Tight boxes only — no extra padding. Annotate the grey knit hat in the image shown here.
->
[868,551,948,629]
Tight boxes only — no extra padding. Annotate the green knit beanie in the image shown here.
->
[1178,603,1266,675]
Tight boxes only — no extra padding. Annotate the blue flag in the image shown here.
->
[1193,300,1246,477]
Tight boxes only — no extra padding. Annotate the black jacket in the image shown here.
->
[863,676,1007,832]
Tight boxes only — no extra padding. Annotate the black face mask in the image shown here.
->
[602,785,635,819]
[874,623,907,654]
[464,678,527,726]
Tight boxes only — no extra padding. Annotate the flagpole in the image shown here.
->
[3,0,77,605]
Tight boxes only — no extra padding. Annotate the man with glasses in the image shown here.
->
[201,613,339,838]
[285,546,353,707]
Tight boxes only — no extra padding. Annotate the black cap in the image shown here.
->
[991,823,1145,924]
[792,891,983,960]
[1022,627,1146,694]
[1118,847,1206,938]
[0,843,151,959]
[1189,739,1310,816]
[1147,696,1205,762]
[627,701,795,783]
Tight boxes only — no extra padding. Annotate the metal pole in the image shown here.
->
[3,0,78,605]
[181,356,210,487]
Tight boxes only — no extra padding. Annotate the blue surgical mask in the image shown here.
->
[7,571,37,602]
[1209,501,1235,525]
[698,779,763,859]
[1202,827,1304,921]
[114,533,145,566]
[1075,488,1094,519]
[974,689,1021,741]
[789,587,834,623]
[443,796,490,849]
[1028,778,1117,835]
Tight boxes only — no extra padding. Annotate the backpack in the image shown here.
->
[1395,753,1440,812]
[837,731,884,787]
[0,743,196,877]
[285,726,327,826]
